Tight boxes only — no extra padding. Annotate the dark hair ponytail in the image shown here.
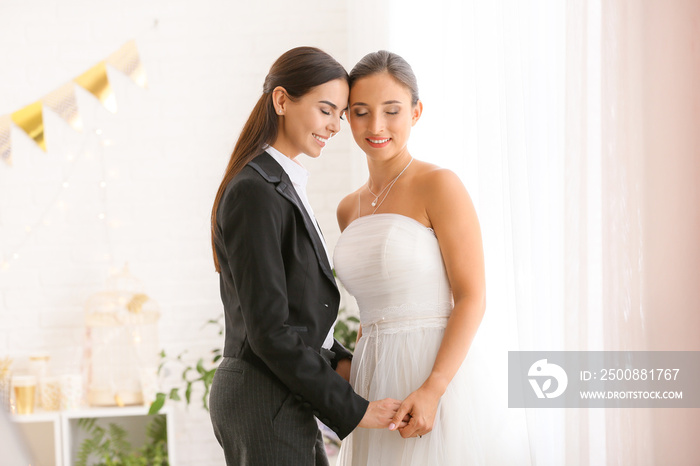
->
[349,50,419,105]
[211,46,348,271]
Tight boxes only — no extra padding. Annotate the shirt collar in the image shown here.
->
[264,145,309,188]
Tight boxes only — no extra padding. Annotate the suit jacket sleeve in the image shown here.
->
[331,338,354,367]
[220,177,368,438]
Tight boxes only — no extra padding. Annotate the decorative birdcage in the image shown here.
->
[84,264,160,407]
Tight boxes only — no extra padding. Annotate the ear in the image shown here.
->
[411,100,423,126]
[272,86,289,115]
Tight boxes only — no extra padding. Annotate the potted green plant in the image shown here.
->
[75,415,168,466]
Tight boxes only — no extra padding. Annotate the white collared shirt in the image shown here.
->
[264,145,335,350]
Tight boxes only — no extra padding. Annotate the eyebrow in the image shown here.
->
[319,100,349,112]
[319,100,338,109]
[351,100,403,107]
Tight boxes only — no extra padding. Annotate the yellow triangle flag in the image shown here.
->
[11,101,46,152]
[108,40,148,89]
[43,82,83,132]
[74,61,117,113]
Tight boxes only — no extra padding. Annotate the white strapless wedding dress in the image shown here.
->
[334,214,485,466]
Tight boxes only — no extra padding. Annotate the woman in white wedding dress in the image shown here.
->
[335,51,487,466]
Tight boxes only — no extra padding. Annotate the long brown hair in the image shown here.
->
[349,50,419,105]
[211,46,348,271]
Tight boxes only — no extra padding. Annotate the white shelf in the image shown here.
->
[12,405,175,466]
[60,405,155,419]
[11,409,61,423]
[12,410,62,466]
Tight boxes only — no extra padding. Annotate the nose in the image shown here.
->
[328,114,341,135]
[368,113,384,134]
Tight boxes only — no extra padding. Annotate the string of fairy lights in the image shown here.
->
[0,40,147,273]
[0,124,116,273]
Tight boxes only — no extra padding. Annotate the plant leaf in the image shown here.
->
[148,392,166,415]
[169,388,180,401]
[185,382,192,405]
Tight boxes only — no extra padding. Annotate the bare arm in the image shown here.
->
[392,169,486,438]
[356,325,363,347]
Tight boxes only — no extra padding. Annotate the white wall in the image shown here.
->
[0,1,356,464]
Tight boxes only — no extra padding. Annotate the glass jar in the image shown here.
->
[29,354,50,410]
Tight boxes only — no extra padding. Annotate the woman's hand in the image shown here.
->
[390,385,442,438]
[335,358,351,382]
[358,398,403,429]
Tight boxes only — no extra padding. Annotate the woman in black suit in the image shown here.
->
[209,47,401,466]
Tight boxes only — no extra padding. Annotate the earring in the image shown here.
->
[278,109,283,114]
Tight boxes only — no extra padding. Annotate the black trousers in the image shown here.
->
[210,357,330,466]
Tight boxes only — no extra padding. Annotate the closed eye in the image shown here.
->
[322,108,345,120]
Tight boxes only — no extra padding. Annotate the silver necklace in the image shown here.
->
[367,157,414,207]
[368,157,413,214]
[367,183,390,206]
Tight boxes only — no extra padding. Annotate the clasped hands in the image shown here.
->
[336,359,441,438]
[358,385,441,439]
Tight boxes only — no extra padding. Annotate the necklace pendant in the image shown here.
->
[371,200,377,207]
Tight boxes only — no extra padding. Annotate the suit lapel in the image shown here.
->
[248,152,337,288]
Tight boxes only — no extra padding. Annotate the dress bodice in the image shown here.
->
[333,214,453,324]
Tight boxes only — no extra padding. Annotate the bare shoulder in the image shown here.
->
[412,163,468,199]
[409,163,475,230]
[336,188,361,232]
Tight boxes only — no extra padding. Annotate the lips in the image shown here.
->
[313,133,328,146]
[366,137,391,148]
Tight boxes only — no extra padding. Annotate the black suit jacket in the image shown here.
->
[214,151,369,439]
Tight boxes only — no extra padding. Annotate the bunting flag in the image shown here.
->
[107,40,148,89]
[1,40,145,165]
[42,82,83,132]
[0,116,11,165]
[74,61,117,114]
[11,101,46,152]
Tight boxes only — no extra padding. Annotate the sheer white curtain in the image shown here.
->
[346,0,656,464]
